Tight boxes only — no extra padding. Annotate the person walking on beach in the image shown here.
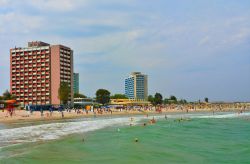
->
[49,106,53,117]
[40,108,44,117]
[58,106,64,118]
[61,111,64,118]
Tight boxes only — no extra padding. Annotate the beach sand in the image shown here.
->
[1,106,249,124]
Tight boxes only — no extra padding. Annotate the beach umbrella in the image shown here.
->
[6,100,16,104]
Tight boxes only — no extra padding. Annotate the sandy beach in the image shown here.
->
[1,104,249,123]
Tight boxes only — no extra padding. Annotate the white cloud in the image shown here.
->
[27,0,87,12]
[222,28,250,46]
[0,0,250,100]
[0,12,44,34]
[0,0,9,6]
[198,36,210,46]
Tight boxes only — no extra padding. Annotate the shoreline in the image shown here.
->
[1,108,249,124]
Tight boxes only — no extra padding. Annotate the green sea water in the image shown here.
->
[1,113,250,164]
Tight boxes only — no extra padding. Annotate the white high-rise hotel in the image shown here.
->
[125,72,148,100]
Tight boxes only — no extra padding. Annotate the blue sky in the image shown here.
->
[0,0,250,102]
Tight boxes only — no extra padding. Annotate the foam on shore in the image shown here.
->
[0,117,140,147]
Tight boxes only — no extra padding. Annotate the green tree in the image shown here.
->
[163,98,169,104]
[110,94,128,99]
[96,89,111,105]
[74,93,87,98]
[179,99,187,104]
[204,97,209,103]
[11,94,17,100]
[154,93,163,105]
[3,90,12,100]
[58,82,70,105]
[0,96,3,100]
[148,95,154,105]
[169,95,177,102]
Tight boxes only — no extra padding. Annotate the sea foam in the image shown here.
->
[0,117,138,146]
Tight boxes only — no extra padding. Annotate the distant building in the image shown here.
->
[10,41,74,106]
[110,99,150,106]
[125,72,148,100]
[73,73,79,94]
[74,97,98,107]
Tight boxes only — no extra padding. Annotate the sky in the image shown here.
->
[0,0,250,102]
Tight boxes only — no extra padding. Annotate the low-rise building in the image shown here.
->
[110,99,150,106]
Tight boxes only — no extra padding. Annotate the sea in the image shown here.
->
[0,112,250,164]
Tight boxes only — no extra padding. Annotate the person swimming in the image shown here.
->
[134,138,139,142]
[149,117,156,124]
[152,117,156,123]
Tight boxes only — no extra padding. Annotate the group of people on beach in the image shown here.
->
[1,102,249,120]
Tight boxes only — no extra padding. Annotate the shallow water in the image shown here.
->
[1,112,250,163]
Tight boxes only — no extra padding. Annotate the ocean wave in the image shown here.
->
[159,112,250,119]
[0,112,249,147]
[0,117,138,147]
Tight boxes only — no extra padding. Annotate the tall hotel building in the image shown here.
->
[125,72,148,100]
[10,41,74,106]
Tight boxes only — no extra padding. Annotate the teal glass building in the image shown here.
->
[125,72,148,100]
[73,73,79,94]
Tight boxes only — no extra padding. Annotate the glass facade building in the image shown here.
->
[125,72,148,100]
[73,73,79,94]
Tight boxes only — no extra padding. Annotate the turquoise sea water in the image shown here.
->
[0,112,250,164]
